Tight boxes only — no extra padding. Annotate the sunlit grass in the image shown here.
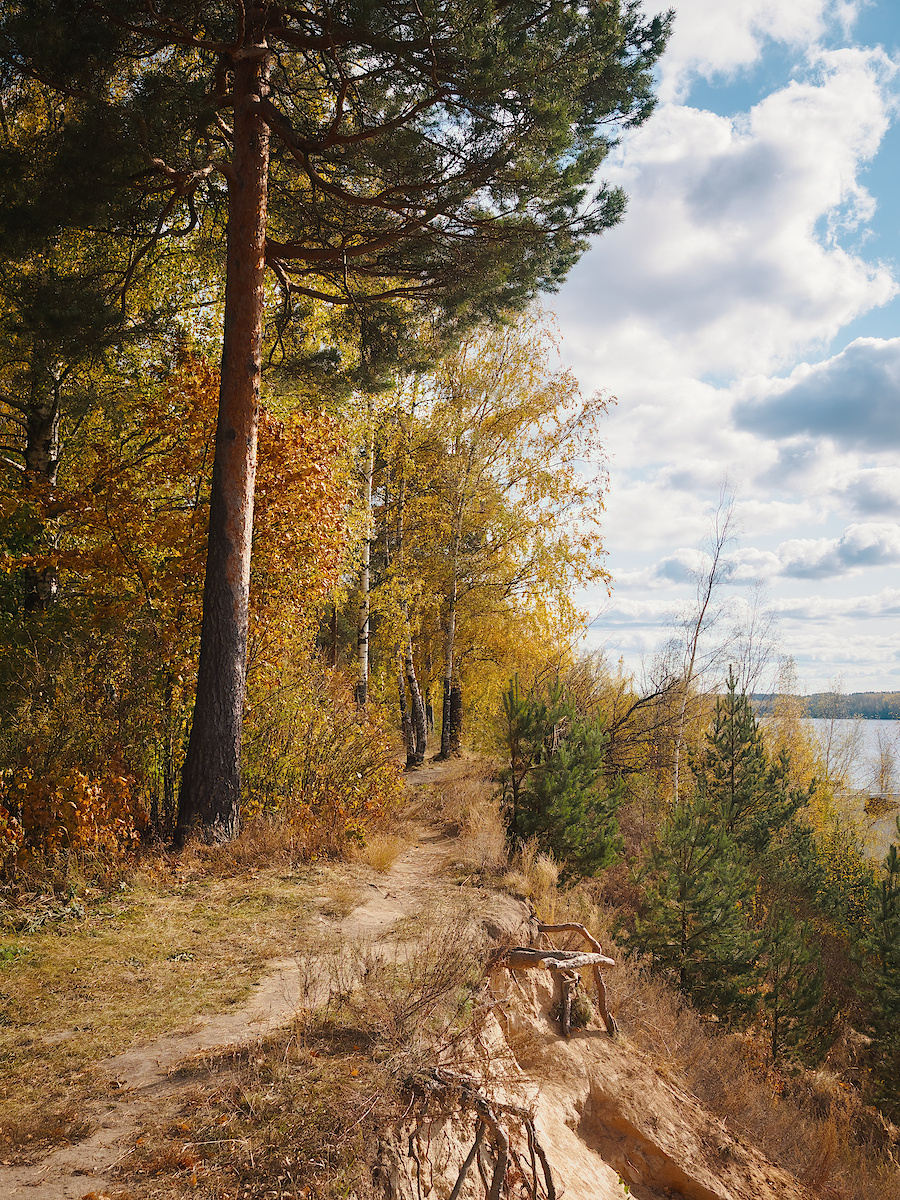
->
[0,849,365,1153]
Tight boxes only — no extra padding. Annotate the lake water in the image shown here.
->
[806,717,900,859]
[807,718,900,792]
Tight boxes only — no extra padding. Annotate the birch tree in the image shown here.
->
[401,312,612,757]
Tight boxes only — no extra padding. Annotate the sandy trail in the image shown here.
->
[0,793,453,1200]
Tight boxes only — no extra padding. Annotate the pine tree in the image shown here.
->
[500,677,622,879]
[696,667,813,855]
[757,906,823,1063]
[624,785,758,1021]
[864,820,900,1117]
[500,676,557,828]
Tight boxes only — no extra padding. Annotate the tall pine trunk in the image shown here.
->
[175,41,269,845]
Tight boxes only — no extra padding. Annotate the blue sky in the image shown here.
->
[553,0,900,694]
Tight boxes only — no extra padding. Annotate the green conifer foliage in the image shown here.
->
[757,905,824,1062]
[864,819,900,1117]
[695,666,813,855]
[623,784,758,1020]
[500,676,622,879]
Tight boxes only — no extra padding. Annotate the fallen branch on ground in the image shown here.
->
[500,922,618,1038]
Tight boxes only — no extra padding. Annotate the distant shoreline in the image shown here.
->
[752,692,900,720]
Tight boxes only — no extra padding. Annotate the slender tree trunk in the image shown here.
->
[22,385,60,611]
[24,388,60,482]
[397,656,414,760]
[159,674,182,839]
[438,509,462,760]
[671,487,735,802]
[391,428,426,764]
[329,601,338,667]
[355,403,375,706]
[672,685,689,802]
[404,638,427,766]
[175,40,270,845]
[449,681,463,754]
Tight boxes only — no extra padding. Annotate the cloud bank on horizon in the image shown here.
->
[554,0,900,693]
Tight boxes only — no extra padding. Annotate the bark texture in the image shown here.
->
[438,593,458,759]
[398,659,415,761]
[438,511,462,759]
[22,387,60,611]
[176,41,269,845]
[355,407,375,705]
[404,639,427,766]
[449,682,463,755]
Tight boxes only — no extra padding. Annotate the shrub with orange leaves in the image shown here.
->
[242,655,404,859]
[0,794,24,864]
[1,760,142,869]
[1,352,354,856]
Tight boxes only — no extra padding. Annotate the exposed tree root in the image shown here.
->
[408,1066,556,1200]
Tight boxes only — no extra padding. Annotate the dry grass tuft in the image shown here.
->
[454,795,507,876]
[196,814,301,874]
[316,873,365,918]
[113,1024,402,1199]
[500,839,560,921]
[348,911,488,1048]
[352,831,407,872]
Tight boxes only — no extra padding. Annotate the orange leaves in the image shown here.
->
[52,353,219,638]
[1,762,143,867]
[0,800,24,864]
[47,352,350,675]
[249,404,350,672]
[255,409,348,579]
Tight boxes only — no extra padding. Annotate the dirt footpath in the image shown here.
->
[0,817,455,1200]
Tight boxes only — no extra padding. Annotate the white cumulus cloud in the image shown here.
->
[735,336,900,450]
[657,0,863,101]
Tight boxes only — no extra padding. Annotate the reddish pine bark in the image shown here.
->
[175,41,270,845]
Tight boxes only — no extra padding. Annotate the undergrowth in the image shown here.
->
[118,1025,400,1199]
[430,758,900,1200]
[107,906,492,1199]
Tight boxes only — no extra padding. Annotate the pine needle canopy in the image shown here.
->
[0,0,671,324]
